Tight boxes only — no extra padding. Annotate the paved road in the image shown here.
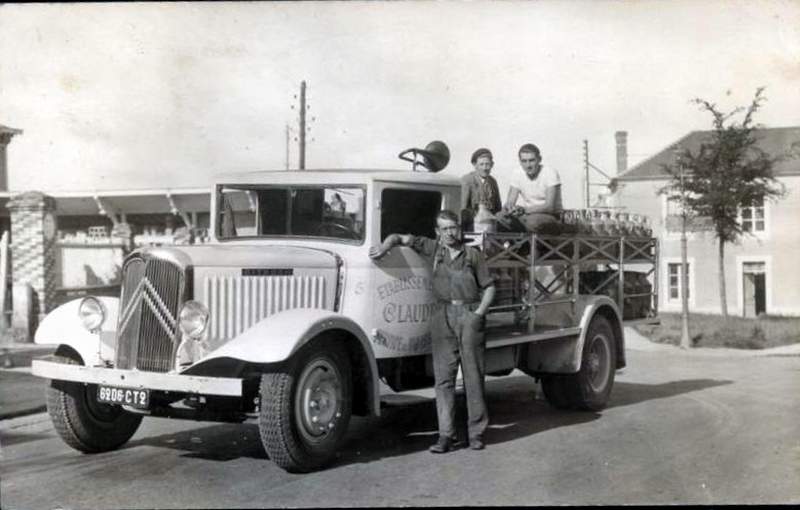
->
[1,347,798,508]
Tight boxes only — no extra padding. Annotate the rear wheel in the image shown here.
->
[46,353,143,453]
[541,316,617,411]
[258,340,352,473]
[540,375,574,410]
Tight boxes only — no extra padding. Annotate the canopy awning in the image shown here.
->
[0,188,211,217]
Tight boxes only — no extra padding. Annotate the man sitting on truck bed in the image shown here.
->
[369,210,496,453]
[496,143,564,234]
[460,147,502,231]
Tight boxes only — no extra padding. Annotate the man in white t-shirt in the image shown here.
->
[498,143,563,234]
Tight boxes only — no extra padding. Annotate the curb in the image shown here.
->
[0,405,47,422]
[0,344,55,369]
[623,327,800,357]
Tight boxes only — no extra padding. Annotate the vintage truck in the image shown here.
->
[32,144,658,472]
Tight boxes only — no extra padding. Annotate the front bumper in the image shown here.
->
[31,360,242,396]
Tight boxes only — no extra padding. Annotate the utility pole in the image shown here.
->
[298,80,307,170]
[285,124,290,170]
[676,148,691,349]
[583,139,590,208]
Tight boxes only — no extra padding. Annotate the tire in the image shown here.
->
[541,316,617,411]
[46,353,143,453]
[258,340,352,473]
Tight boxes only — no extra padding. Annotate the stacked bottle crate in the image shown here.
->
[560,209,653,237]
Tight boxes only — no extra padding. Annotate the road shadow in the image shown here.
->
[609,379,733,409]
[115,376,733,467]
[0,430,52,447]
[124,422,267,461]
[334,375,599,468]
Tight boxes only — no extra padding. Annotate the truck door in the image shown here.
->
[369,186,444,357]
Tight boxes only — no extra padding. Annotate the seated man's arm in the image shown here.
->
[461,177,473,211]
[504,186,520,211]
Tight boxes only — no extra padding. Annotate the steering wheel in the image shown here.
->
[315,222,360,240]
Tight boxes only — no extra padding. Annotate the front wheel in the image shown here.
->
[541,316,617,411]
[46,353,143,453]
[258,340,352,473]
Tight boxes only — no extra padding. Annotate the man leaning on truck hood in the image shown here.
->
[369,209,496,453]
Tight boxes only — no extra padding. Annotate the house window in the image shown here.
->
[739,198,765,233]
[663,194,711,233]
[667,262,690,302]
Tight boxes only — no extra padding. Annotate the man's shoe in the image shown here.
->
[469,437,485,450]
[429,437,454,454]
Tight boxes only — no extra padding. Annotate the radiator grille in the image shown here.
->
[204,275,327,341]
[115,256,185,372]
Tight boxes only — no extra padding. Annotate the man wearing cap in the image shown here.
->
[499,143,563,234]
[369,210,496,453]
[461,148,502,231]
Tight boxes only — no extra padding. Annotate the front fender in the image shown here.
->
[186,307,380,416]
[34,296,120,367]
[191,308,375,366]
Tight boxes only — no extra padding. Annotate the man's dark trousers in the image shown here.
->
[430,303,488,442]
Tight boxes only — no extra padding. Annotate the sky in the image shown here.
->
[1,0,799,208]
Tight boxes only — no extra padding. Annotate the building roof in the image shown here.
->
[617,126,800,182]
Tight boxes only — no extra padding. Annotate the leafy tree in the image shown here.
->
[660,88,791,317]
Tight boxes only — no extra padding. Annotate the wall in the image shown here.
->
[614,176,800,316]
[55,243,125,288]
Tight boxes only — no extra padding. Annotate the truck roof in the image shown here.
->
[214,169,462,187]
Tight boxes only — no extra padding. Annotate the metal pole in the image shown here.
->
[298,80,306,170]
[285,124,290,170]
[679,157,691,349]
[583,140,590,208]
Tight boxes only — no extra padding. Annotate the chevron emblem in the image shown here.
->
[119,276,178,343]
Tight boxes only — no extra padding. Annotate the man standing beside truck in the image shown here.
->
[369,210,496,453]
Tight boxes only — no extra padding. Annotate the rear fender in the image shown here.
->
[527,295,624,374]
[34,297,120,367]
[574,295,625,370]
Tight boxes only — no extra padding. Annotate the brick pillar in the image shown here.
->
[7,192,58,339]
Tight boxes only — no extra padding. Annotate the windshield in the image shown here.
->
[217,185,366,242]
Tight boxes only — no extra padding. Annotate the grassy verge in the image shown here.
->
[634,313,800,349]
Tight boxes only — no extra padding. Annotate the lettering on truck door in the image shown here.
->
[371,249,436,356]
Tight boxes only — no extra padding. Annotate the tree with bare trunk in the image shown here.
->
[660,88,791,317]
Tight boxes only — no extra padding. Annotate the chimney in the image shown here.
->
[615,130,628,175]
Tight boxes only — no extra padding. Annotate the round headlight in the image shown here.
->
[179,300,209,340]
[78,296,106,332]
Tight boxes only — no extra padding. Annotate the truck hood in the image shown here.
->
[134,244,340,271]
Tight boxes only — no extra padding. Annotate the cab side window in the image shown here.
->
[380,188,441,241]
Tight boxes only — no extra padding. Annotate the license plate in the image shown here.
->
[97,385,149,409]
